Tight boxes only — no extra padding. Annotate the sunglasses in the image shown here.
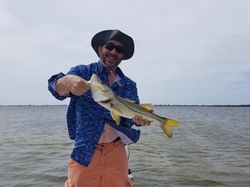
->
[103,42,124,54]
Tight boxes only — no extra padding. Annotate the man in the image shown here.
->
[48,30,150,187]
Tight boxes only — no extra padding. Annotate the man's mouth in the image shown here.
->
[107,54,118,61]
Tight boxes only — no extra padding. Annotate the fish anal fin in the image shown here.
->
[160,124,173,138]
[111,112,121,125]
[140,103,153,113]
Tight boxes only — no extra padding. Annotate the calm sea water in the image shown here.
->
[0,106,250,187]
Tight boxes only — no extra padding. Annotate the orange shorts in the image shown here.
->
[64,139,132,187]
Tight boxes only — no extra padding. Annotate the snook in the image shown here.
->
[89,74,179,138]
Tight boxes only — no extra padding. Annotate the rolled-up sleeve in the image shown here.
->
[48,72,68,101]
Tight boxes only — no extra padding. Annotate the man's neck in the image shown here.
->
[99,60,118,74]
[108,70,117,86]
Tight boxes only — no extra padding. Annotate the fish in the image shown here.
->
[89,74,179,138]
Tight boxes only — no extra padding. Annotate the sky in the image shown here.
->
[0,0,250,105]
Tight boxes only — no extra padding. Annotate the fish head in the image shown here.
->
[89,74,114,105]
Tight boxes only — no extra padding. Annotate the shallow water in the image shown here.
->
[0,106,250,187]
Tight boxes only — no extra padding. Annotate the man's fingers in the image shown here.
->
[69,76,90,95]
[133,115,151,126]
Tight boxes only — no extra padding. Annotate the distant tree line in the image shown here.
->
[154,104,250,107]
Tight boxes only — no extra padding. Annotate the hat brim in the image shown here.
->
[91,30,134,60]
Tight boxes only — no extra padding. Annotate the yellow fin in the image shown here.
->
[111,112,121,125]
[160,118,180,138]
[160,124,173,138]
[111,104,123,114]
[139,103,153,112]
[164,118,180,127]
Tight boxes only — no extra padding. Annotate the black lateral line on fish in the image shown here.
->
[115,96,161,121]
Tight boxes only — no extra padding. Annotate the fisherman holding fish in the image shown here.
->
[48,30,151,187]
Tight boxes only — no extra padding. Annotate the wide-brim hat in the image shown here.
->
[91,30,134,60]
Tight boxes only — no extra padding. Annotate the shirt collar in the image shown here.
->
[97,61,125,86]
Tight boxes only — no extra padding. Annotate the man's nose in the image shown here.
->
[110,48,118,53]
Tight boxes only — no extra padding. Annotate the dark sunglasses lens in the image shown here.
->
[104,43,114,50]
[104,43,124,54]
[115,46,123,53]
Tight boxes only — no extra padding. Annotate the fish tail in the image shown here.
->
[165,118,180,127]
[160,118,180,138]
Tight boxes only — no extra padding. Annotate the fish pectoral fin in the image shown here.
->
[139,103,153,113]
[110,104,123,125]
[111,104,123,114]
[160,124,173,138]
[111,112,121,125]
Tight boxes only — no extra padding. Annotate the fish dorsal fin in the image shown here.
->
[140,103,153,113]
[111,112,121,125]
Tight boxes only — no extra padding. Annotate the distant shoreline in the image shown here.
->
[0,104,250,107]
[154,104,250,107]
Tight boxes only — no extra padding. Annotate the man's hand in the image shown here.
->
[56,75,90,96]
[132,115,151,126]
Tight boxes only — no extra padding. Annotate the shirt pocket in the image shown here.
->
[79,90,104,116]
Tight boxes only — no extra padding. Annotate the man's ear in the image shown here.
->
[97,46,102,56]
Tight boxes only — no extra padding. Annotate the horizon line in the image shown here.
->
[0,104,250,107]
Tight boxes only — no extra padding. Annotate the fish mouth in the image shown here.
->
[99,99,111,104]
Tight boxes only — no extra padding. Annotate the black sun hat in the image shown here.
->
[91,30,135,60]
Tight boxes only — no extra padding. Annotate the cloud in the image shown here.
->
[1,0,250,105]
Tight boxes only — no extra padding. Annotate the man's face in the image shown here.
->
[98,40,125,70]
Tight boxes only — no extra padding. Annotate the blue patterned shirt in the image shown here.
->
[48,62,141,166]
